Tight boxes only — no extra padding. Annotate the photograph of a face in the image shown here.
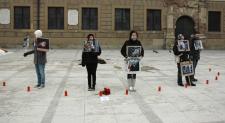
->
[194,40,204,50]
[126,58,141,73]
[83,41,98,52]
[180,61,194,76]
[126,46,142,57]
[37,38,49,49]
[177,40,190,52]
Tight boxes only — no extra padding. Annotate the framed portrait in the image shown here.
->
[194,40,204,50]
[37,38,49,49]
[177,40,190,52]
[126,46,142,57]
[180,61,194,76]
[83,40,100,52]
[126,58,141,73]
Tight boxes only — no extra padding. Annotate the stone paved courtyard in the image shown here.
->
[0,49,225,123]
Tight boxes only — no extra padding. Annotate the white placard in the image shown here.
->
[100,96,110,102]
[68,9,78,25]
[0,9,10,24]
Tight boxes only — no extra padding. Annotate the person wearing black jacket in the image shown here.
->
[173,34,196,87]
[121,30,144,91]
[82,34,101,91]
[190,33,201,82]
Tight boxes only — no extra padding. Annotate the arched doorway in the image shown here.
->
[175,16,195,40]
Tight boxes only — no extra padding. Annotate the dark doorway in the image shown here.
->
[175,16,195,40]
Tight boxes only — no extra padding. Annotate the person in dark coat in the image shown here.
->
[82,34,101,91]
[190,33,201,82]
[173,34,196,87]
[121,30,144,91]
[24,30,49,88]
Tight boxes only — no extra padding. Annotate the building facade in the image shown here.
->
[0,0,225,49]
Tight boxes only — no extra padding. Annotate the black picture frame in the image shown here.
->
[180,61,194,76]
[126,58,141,73]
[37,38,49,49]
[126,46,142,57]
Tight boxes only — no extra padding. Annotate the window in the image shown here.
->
[48,7,64,29]
[82,8,98,30]
[115,8,130,30]
[208,11,221,32]
[14,6,30,29]
[147,9,161,31]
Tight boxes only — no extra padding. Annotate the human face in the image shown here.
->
[181,35,184,40]
[89,36,94,41]
[131,33,137,41]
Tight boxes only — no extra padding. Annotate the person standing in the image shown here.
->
[121,30,144,91]
[24,30,49,88]
[190,32,201,82]
[173,34,196,87]
[82,34,101,91]
[23,34,30,51]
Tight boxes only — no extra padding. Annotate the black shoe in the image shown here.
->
[90,87,95,91]
[34,84,41,88]
[192,78,198,82]
[40,84,45,88]
[191,83,196,86]
[38,84,45,89]
[88,87,92,91]
[178,83,184,86]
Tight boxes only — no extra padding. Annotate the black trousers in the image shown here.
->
[191,59,199,79]
[86,63,98,88]
[177,63,191,84]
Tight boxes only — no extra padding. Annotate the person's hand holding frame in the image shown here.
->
[36,38,49,52]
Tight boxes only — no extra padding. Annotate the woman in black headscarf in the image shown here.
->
[82,34,102,91]
[121,30,144,91]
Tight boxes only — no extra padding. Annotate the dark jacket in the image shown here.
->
[190,37,200,60]
[23,38,47,64]
[173,40,190,62]
[82,40,101,65]
[33,44,47,64]
[121,40,144,58]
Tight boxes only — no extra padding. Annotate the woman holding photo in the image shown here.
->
[121,30,144,92]
[173,34,196,87]
[81,34,101,91]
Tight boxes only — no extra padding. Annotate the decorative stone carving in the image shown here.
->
[164,0,198,8]
[164,0,188,7]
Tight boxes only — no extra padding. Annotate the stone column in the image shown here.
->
[198,1,207,34]
[198,1,207,47]
[166,6,175,49]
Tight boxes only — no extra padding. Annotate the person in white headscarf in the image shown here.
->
[24,30,49,88]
